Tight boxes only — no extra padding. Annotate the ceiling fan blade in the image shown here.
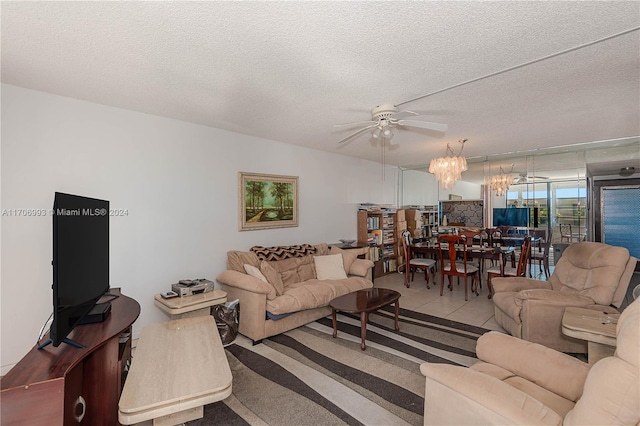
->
[397,119,448,132]
[333,120,377,128]
[337,124,377,144]
[390,110,418,120]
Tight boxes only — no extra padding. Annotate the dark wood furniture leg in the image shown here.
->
[332,308,338,338]
[360,312,368,350]
[394,301,400,331]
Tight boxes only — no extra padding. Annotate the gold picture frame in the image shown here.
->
[239,172,299,231]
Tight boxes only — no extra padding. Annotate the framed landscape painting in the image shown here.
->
[239,172,298,231]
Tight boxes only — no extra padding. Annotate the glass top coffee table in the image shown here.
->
[329,288,400,350]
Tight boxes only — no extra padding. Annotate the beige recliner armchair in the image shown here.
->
[420,297,640,425]
[492,241,636,353]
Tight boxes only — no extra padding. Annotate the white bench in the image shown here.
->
[118,316,232,425]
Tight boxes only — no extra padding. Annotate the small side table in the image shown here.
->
[154,290,227,320]
[118,316,232,425]
[562,307,618,364]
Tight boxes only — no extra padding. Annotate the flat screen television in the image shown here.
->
[493,208,530,227]
[42,192,110,348]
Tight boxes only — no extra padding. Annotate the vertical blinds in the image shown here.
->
[602,186,640,258]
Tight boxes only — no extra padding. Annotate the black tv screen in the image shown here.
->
[493,208,530,227]
[50,192,109,347]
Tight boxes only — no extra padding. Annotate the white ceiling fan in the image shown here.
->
[334,103,448,145]
[516,172,549,184]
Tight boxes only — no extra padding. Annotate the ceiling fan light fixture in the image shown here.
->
[372,128,381,139]
[382,127,393,139]
[429,139,468,190]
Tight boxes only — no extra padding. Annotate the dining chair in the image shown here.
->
[486,236,531,299]
[527,229,546,277]
[458,230,482,247]
[487,227,503,247]
[401,231,436,289]
[458,230,483,276]
[438,234,480,301]
[560,223,572,243]
[531,229,553,278]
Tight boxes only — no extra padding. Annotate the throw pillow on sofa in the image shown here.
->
[314,253,348,280]
[243,264,276,300]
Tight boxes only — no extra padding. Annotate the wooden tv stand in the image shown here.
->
[1,288,140,425]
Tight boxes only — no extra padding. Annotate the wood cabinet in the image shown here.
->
[357,209,402,277]
[1,289,140,425]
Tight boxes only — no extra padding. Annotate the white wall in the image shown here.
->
[400,169,439,206]
[438,179,482,200]
[0,84,398,374]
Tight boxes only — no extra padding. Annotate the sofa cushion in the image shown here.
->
[260,261,284,296]
[329,246,358,274]
[243,264,276,300]
[268,255,317,287]
[251,244,317,261]
[472,360,577,418]
[266,277,372,315]
[549,242,630,306]
[314,254,348,280]
[227,250,260,273]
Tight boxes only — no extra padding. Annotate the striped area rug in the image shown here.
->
[188,306,488,426]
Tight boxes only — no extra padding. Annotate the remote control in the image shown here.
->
[161,290,178,299]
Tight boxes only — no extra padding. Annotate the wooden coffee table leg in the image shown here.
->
[394,301,400,331]
[360,312,367,350]
[332,308,338,338]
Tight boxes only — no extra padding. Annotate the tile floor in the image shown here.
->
[373,262,553,331]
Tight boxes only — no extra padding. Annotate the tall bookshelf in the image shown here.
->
[357,208,403,277]
[403,205,439,239]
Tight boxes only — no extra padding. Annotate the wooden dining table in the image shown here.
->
[409,242,516,291]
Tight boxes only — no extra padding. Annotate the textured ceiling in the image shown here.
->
[2,1,639,182]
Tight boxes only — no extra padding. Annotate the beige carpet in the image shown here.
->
[188,306,488,426]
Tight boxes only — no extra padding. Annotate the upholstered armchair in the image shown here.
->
[420,297,640,425]
[492,241,636,353]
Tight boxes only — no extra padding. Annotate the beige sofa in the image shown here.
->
[420,296,640,425]
[216,243,374,343]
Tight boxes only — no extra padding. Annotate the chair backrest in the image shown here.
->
[515,236,531,276]
[563,297,640,425]
[549,241,633,307]
[559,223,572,237]
[401,230,411,259]
[542,229,553,255]
[458,230,481,247]
[487,228,503,247]
[438,234,469,276]
[528,229,546,252]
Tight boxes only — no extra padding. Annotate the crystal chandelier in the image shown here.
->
[485,166,515,196]
[429,139,468,189]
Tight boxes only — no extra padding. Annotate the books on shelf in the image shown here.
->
[369,246,382,261]
[383,258,397,273]
[367,216,380,230]
[368,229,383,245]
[382,244,395,256]
[358,203,396,213]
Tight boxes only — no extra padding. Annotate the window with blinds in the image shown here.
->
[601,185,640,258]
